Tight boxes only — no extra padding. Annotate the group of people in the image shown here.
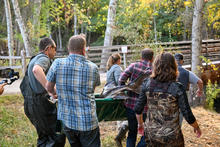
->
[21,33,203,147]
[22,35,100,147]
[105,49,203,147]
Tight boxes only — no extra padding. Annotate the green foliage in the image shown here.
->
[200,56,220,110]
[115,0,152,44]
[1,0,220,54]
[205,80,220,110]
[90,36,104,46]
[205,0,220,38]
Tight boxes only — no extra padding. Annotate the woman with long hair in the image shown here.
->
[134,52,201,146]
[106,53,122,86]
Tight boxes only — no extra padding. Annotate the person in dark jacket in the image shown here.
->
[135,52,201,147]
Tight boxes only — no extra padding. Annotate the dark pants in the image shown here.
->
[63,125,101,147]
[24,93,66,147]
[126,107,146,147]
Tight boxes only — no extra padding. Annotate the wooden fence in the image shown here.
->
[87,39,220,71]
[0,40,220,75]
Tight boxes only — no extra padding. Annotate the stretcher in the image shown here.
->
[95,96,126,122]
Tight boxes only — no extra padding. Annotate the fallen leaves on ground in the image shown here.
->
[99,106,220,147]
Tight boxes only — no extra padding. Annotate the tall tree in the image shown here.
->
[4,0,14,65]
[101,0,117,71]
[190,0,205,105]
[74,1,78,35]
[11,0,32,56]
[32,0,42,47]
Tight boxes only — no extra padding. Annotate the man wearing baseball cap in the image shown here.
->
[175,53,203,125]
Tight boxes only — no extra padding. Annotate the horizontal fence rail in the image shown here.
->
[87,40,220,71]
[0,40,220,75]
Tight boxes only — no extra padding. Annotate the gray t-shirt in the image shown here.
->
[28,53,51,94]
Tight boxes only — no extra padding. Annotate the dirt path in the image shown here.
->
[99,107,220,147]
[1,73,107,95]
[1,79,22,95]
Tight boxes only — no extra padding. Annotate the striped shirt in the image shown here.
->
[46,54,100,131]
[119,60,152,112]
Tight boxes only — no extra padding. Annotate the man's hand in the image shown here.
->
[0,83,7,95]
[196,89,203,97]
[194,127,202,138]
[138,123,144,136]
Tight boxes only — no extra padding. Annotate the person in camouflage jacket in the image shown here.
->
[134,52,201,147]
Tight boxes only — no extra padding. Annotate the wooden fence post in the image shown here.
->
[21,50,26,75]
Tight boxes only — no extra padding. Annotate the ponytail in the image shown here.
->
[106,53,121,70]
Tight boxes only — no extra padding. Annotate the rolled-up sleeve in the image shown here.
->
[119,64,134,85]
[46,59,57,83]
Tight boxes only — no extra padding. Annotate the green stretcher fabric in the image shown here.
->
[95,97,126,122]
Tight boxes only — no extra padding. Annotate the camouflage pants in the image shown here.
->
[145,132,184,147]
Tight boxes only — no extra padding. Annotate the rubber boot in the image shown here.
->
[115,123,128,147]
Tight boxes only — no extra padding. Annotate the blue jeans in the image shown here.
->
[63,125,100,147]
[126,107,146,147]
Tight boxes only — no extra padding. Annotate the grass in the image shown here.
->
[0,94,126,147]
[0,95,37,147]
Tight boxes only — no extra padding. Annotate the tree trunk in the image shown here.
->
[85,8,90,42]
[81,23,84,34]
[2,10,6,25]
[101,0,117,72]
[56,31,59,50]
[153,3,157,42]
[183,5,188,41]
[11,0,32,56]
[32,0,42,47]
[4,0,14,66]
[74,1,78,35]
[58,24,62,50]
[74,14,78,35]
[190,0,205,106]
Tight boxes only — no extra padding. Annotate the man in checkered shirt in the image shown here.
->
[46,35,101,147]
[117,49,154,147]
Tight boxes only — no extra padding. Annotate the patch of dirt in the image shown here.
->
[182,107,220,146]
[99,107,220,146]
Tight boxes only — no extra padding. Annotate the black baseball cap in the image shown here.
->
[174,53,184,61]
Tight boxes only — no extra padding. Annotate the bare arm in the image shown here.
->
[0,83,7,95]
[136,114,144,126]
[196,79,203,97]
[46,81,57,98]
[190,121,202,138]
[33,65,47,89]
[136,114,144,136]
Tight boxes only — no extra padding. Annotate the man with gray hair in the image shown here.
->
[46,34,101,147]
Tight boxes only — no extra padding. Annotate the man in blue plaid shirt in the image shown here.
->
[46,35,101,147]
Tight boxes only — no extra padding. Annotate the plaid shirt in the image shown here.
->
[119,60,152,112]
[46,54,100,131]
